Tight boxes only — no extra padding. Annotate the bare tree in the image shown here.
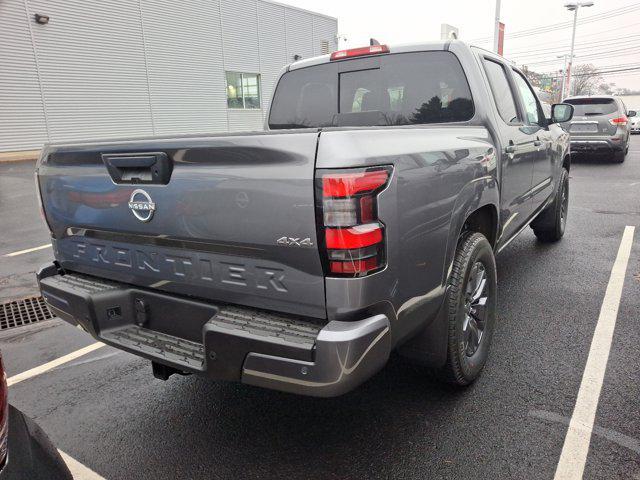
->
[570,64,605,96]
[599,82,616,95]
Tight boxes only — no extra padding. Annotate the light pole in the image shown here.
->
[493,0,502,53]
[564,1,594,96]
[557,54,570,100]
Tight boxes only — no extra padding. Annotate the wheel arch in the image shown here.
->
[442,177,499,287]
[462,204,499,248]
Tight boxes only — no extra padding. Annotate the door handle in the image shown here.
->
[102,152,172,185]
[505,145,517,154]
[533,140,543,147]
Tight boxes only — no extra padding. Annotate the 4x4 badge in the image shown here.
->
[277,237,314,247]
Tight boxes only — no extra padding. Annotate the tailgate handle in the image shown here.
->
[102,152,172,185]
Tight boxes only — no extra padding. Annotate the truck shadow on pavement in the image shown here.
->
[155,359,473,479]
[570,153,627,165]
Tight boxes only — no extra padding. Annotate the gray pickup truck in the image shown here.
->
[36,41,574,397]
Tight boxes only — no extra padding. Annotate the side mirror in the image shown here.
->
[628,110,637,117]
[550,103,574,124]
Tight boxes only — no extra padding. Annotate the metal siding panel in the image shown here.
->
[227,110,265,132]
[27,0,153,143]
[257,1,287,115]
[312,16,338,56]
[140,0,228,135]
[220,0,260,73]
[285,9,314,63]
[3,0,334,149]
[0,0,48,152]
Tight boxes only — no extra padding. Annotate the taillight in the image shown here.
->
[34,171,46,221]
[609,116,628,126]
[34,170,53,233]
[0,353,8,467]
[316,166,391,277]
[330,45,390,61]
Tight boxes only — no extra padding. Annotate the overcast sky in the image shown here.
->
[277,0,640,90]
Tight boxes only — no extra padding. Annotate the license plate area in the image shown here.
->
[570,122,599,133]
[100,289,218,343]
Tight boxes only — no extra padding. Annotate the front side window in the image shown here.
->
[512,70,541,126]
[268,51,474,129]
[226,72,261,109]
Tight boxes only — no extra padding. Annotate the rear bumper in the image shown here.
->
[570,138,624,154]
[37,264,390,397]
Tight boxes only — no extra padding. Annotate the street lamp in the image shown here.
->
[564,1,594,97]
[557,54,571,100]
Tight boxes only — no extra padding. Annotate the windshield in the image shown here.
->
[268,51,474,129]
[565,98,618,116]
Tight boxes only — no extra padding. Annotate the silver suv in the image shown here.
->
[563,95,636,163]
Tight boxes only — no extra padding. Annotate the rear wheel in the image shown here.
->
[437,232,497,386]
[614,149,626,163]
[532,168,569,242]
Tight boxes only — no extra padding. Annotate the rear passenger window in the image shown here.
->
[483,59,519,124]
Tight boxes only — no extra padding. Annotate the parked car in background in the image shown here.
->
[0,352,72,479]
[36,41,574,396]
[631,113,640,134]
[563,95,636,162]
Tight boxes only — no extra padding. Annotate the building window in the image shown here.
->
[321,40,330,55]
[226,72,261,109]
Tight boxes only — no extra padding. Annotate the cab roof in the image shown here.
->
[288,40,459,71]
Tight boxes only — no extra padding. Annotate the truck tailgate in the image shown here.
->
[37,132,326,319]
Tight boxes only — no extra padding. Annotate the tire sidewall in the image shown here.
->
[450,234,497,382]
[556,169,569,236]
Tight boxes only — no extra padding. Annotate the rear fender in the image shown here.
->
[443,176,499,286]
[398,177,498,368]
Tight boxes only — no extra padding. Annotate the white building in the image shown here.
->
[0,0,337,152]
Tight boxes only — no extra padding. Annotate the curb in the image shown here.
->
[0,150,41,164]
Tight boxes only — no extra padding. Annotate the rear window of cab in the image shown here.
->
[268,51,474,129]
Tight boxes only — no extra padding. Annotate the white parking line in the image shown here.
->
[554,225,635,480]
[2,243,51,257]
[7,342,105,387]
[530,410,640,456]
[58,450,106,480]
[8,344,110,477]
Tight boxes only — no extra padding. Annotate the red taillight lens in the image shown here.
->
[609,116,628,126]
[326,224,383,249]
[317,166,391,277]
[323,169,389,197]
[330,257,379,274]
[330,45,390,61]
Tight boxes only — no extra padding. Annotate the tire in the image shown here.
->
[437,232,497,386]
[613,149,626,163]
[532,168,569,243]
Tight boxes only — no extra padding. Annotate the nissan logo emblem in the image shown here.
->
[128,189,156,222]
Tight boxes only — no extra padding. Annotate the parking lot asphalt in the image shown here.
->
[1,139,639,480]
